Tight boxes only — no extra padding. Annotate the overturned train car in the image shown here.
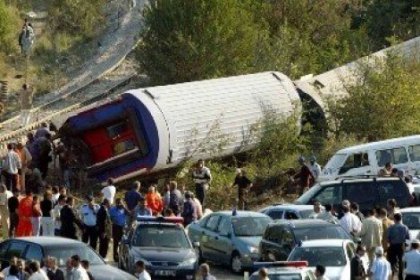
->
[58,72,301,181]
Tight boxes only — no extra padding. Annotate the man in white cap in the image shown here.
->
[369,246,391,280]
[403,239,420,280]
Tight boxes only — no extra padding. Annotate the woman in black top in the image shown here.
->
[8,191,20,238]
[40,191,54,236]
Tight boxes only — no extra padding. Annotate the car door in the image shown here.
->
[0,241,10,269]
[338,152,371,177]
[200,214,221,261]
[24,243,44,263]
[376,147,410,174]
[312,184,343,211]
[408,144,420,175]
[4,241,28,262]
[343,181,378,213]
[212,216,234,264]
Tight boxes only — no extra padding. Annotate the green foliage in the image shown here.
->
[326,53,420,141]
[258,0,370,78]
[365,0,419,48]
[0,0,19,54]
[136,0,267,85]
[48,0,106,38]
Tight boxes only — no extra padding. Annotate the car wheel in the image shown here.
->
[230,252,242,274]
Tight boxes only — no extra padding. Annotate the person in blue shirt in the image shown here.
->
[80,195,100,250]
[109,198,128,262]
[181,192,197,226]
[133,197,152,218]
[124,181,143,224]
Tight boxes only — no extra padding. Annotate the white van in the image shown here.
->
[319,135,420,181]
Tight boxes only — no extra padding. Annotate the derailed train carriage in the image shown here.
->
[58,72,303,182]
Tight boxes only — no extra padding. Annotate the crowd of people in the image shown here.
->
[307,198,420,280]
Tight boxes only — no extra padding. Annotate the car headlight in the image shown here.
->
[179,258,196,269]
[248,246,259,254]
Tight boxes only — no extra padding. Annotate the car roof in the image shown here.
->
[216,211,269,218]
[13,237,83,246]
[270,219,335,228]
[316,176,404,187]
[399,207,420,213]
[261,204,317,211]
[335,135,420,154]
[265,267,310,273]
[298,239,349,247]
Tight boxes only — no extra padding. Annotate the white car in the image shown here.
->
[287,239,368,280]
[250,262,316,280]
[400,207,420,242]
[260,204,324,220]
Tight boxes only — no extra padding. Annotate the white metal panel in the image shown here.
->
[130,72,300,165]
[295,36,420,111]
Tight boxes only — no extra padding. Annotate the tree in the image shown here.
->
[327,53,420,141]
[364,0,419,49]
[0,0,18,54]
[48,0,106,38]
[257,0,370,78]
[136,0,267,85]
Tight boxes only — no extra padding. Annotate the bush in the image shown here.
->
[0,1,19,55]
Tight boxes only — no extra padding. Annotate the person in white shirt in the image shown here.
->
[314,265,329,280]
[136,260,151,280]
[2,257,18,276]
[101,178,116,205]
[28,261,48,280]
[339,206,362,236]
[403,239,420,279]
[3,143,22,191]
[52,194,66,236]
[5,264,20,280]
[309,156,322,181]
[369,247,392,280]
[70,255,90,280]
[309,201,323,219]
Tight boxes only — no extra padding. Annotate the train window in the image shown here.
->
[107,121,129,139]
[113,139,136,155]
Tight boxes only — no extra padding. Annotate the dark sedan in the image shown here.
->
[0,237,136,280]
[119,217,198,280]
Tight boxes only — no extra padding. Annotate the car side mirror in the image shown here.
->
[193,241,200,248]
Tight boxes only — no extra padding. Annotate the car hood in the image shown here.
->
[236,236,262,248]
[309,266,346,280]
[132,247,196,262]
[90,265,136,280]
[409,230,420,239]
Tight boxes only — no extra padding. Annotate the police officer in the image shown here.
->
[80,195,100,250]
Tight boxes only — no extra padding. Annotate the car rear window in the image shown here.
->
[289,246,346,267]
[133,225,191,248]
[294,225,350,241]
[44,245,104,267]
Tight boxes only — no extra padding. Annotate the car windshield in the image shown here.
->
[402,212,420,230]
[232,216,272,237]
[45,245,104,267]
[294,225,350,241]
[133,225,191,248]
[250,274,302,280]
[299,210,314,219]
[324,154,347,170]
[289,246,346,267]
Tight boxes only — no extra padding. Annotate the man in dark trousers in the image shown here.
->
[350,245,367,280]
[97,198,112,258]
[231,168,252,210]
[181,192,197,226]
[60,196,83,240]
[109,198,128,262]
[192,159,212,207]
[80,195,100,250]
[387,212,410,280]
[294,156,314,195]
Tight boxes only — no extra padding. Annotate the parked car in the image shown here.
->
[250,261,316,280]
[400,207,420,242]
[0,237,136,280]
[259,219,351,262]
[187,211,272,273]
[287,239,368,280]
[319,135,420,182]
[260,204,323,220]
[295,177,413,215]
[119,216,198,280]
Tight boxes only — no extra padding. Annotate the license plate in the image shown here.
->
[155,270,176,276]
